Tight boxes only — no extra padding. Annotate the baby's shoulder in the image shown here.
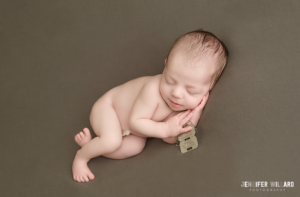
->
[133,74,162,103]
[142,74,162,92]
[144,74,161,86]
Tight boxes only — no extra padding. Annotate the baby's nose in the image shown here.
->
[171,88,183,98]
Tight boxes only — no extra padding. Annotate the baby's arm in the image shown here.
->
[129,80,195,139]
[129,82,169,139]
[161,112,180,144]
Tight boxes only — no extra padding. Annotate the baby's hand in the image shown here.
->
[191,92,209,114]
[189,92,210,125]
[165,110,193,138]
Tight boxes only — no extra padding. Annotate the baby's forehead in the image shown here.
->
[165,63,214,85]
[168,54,217,76]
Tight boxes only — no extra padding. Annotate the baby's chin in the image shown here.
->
[172,108,186,112]
[173,107,189,111]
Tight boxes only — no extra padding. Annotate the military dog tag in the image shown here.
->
[178,124,196,141]
[179,136,198,153]
[175,121,199,153]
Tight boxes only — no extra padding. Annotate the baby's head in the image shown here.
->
[159,29,228,111]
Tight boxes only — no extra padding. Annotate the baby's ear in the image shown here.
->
[164,58,167,65]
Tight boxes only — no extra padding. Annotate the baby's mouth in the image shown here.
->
[170,99,182,107]
[171,100,180,105]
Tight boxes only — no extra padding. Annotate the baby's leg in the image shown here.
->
[103,134,147,159]
[72,96,123,182]
[74,129,147,159]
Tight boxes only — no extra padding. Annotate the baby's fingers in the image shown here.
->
[178,109,191,119]
[179,112,193,126]
[179,126,193,135]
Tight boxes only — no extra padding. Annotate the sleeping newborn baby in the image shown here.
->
[72,29,228,182]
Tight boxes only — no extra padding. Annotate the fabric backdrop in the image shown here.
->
[0,0,299,196]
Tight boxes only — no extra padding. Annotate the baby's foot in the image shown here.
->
[72,154,95,182]
[75,128,92,147]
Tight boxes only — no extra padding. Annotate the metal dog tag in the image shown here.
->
[178,126,196,141]
[176,121,199,153]
[179,136,198,153]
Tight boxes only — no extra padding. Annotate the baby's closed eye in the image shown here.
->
[166,79,174,85]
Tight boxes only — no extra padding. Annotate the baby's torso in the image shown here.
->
[108,74,173,136]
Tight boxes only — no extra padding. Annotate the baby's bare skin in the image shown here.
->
[109,74,172,136]
[72,75,175,182]
[72,50,214,182]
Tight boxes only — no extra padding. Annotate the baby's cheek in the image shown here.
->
[159,85,168,99]
[161,85,169,95]
[188,98,201,109]
[184,99,196,109]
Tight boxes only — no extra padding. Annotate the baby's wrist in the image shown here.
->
[164,121,172,138]
[190,112,201,126]
[162,136,177,144]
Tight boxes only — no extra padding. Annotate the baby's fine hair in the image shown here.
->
[167,29,229,91]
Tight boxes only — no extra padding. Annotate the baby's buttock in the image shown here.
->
[107,76,152,135]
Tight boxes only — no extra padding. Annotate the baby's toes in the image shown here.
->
[83,175,89,182]
[74,135,79,142]
[83,128,90,135]
[76,134,82,141]
[80,176,86,182]
[79,132,85,138]
[87,172,95,180]
[74,175,81,182]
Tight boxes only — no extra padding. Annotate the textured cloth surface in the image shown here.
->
[1,1,299,196]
